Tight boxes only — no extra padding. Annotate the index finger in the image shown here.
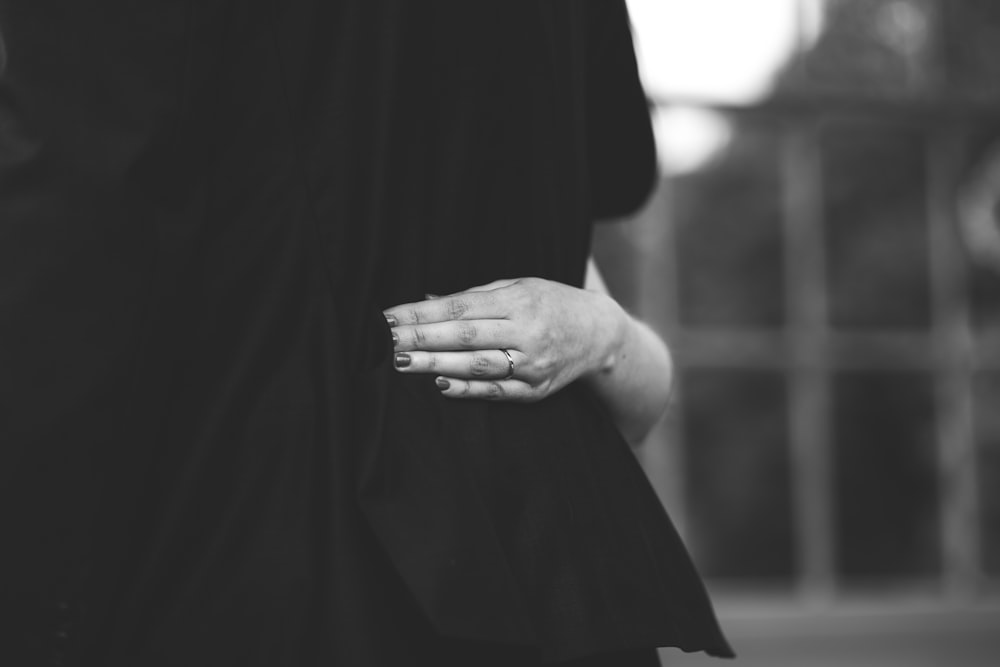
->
[383,289,506,326]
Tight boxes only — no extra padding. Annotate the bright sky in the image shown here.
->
[625,0,810,104]
[625,0,818,173]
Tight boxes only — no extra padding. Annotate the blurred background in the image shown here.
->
[595,1,1000,665]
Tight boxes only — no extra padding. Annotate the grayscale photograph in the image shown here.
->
[1,1,997,666]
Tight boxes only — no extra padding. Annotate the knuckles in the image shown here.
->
[456,322,478,346]
[469,353,492,377]
[410,326,428,347]
[446,298,469,319]
[525,353,556,378]
[521,322,546,349]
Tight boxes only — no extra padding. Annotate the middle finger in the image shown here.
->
[384,289,507,326]
[391,319,515,351]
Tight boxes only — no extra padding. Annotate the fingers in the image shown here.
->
[383,282,517,326]
[391,319,515,351]
[393,348,526,380]
[435,377,538,402]
[392,348,545,402]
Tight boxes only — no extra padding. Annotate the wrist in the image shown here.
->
[585,290,631,379]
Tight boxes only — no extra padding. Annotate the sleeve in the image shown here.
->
[585,0,658,221]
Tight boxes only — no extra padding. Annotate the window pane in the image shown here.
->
[969,262,1000,338]
[942,0,1000,96]
[680,369,793,580]
[822,120,932,330]
[833,371,941,579]
[673,117,786,327]
[975,372,1000,576]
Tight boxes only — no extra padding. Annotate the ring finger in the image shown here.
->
[393,348,526,380]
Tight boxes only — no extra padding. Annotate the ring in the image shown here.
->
[499,348,515,380]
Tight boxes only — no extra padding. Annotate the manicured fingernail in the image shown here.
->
[425,293,440,300]
[384,313,398,327]
[394,353,411,368]
[435,377,450,390]
[391,331,399,346]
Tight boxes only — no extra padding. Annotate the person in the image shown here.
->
[0,1,732,665]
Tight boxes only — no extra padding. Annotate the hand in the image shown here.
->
[383,277,627,402]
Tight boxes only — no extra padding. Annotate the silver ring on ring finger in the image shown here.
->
[499,348,515,380]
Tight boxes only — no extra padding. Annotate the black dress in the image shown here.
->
[0,1,733,665]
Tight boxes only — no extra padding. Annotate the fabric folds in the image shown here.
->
[358,331,734,661]
[0,1,733,664]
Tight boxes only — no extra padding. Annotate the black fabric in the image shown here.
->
[0,1,732,665]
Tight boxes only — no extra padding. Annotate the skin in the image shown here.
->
[383,257,674,445]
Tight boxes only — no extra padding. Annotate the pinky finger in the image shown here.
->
[435,377,537,402]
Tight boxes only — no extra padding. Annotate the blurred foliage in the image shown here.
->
[673,120,786,328]
[821,119,932,330]
[803,0,937,91]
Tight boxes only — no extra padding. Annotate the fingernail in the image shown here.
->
[425,293,440,300]
[435,377,450,390]
[394,353,411,368]
[391,331,399,346]
[384,313,398,327]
